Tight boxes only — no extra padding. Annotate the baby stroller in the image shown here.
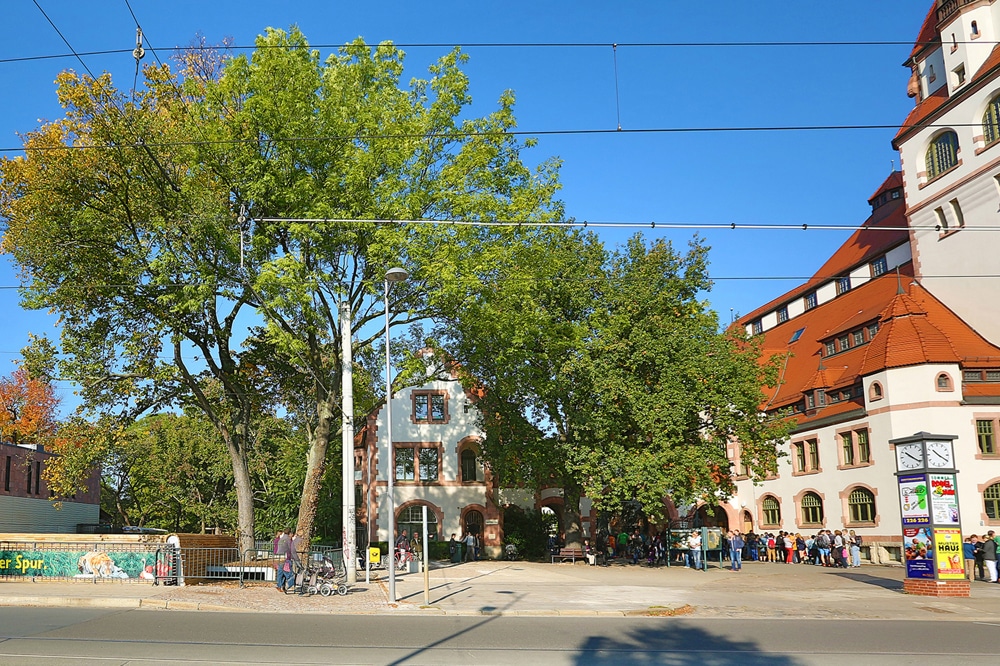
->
[306,556,348,597]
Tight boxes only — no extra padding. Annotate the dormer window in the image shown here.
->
[777,306,789,324]
[751,319,763,335]
[928,64,937,83]
[871,256,888,277]
[804,292,818,310]
[836,276,851,295]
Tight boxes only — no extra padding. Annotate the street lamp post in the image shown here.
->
[384,266,408,603]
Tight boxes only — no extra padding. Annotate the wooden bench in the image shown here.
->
[550,547,584,563]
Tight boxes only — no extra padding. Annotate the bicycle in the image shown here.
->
[394,548,415,571]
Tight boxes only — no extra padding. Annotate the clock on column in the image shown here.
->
[926,440,955,469]
[895,441,924,471]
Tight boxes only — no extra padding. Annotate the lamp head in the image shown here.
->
[385,267,409,283]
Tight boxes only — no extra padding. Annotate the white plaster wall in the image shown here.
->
[734,374,1000,537]
[371,377,489,543]
[918,48,947,100]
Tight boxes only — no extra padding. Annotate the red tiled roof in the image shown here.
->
[753,268,1000,416]
[894,85,949,146]
[739,193,908,324]
[756,266,916,411]
[910,4,940,61]
[868,171,903,204]
[894,43,1000,147]
[859,291,961,375]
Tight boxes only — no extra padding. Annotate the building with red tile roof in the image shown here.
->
[724,155,1000,559]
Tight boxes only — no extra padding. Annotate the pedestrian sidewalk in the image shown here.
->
[3,559,1000,620]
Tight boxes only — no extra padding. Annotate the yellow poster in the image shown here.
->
[933,528,964,580]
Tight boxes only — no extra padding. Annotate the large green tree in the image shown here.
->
[0,29,563,549]
[442,234,787,545]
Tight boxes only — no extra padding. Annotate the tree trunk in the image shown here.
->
[224,433,256,555]
[562,488,583,550]
[295,390,337,547]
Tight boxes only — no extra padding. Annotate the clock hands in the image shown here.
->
[930,450,948,463]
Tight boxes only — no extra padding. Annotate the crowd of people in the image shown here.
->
[582,527,865,570]
[964,531,1000,583]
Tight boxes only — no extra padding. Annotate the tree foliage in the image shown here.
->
[0,28,563,546]
[0,367,59,446]
[443,234,788,534]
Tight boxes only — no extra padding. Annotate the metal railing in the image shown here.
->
[0,540,345,587]
[152,546,346,587]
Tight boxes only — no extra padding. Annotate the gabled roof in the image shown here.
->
[748,266,1000,423]
[740,184,908,324]
[868,171,903,204]
[753,266,916,413]
[909,3,940,62]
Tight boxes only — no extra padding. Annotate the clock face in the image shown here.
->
[926,441,954,468]
[895,442,924,470]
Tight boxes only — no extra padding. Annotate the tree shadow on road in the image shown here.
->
[573,620,803,665]
[832,571,904,592]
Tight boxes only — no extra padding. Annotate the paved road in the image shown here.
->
[0,608,997,665]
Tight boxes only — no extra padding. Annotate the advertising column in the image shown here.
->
[891,432,968,597]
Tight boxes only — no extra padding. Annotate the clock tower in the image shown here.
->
[892,432,968,597]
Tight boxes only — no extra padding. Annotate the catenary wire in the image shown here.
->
[0,39,992,66]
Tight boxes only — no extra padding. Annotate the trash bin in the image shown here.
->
[451,544,462,563]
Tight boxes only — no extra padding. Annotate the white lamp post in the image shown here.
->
[384,266,408,603]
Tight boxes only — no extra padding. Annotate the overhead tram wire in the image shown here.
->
[259,216,1000,233]
[0,121,985,155]
[1,38,994,66]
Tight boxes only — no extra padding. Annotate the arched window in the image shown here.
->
[762,496,781,526]
[464,509,484,537]
[397,504,439,541]
[460,448,484,482]
[937,373,953,391]
[925,131,960,180]
[801,492,824,525]
[985,483,1000,520]
[985,95,1000,146]
[869,382,883,401]
[848,488,876,523]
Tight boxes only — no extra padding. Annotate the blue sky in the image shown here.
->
[1,1,928,407]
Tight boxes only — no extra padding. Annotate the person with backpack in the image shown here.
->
[815,531,831,566]
[849,530,863,568]
[729,530,745,571]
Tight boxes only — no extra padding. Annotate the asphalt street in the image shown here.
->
[0,608,998,665]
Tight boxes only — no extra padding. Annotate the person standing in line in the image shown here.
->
[973,534,985,580]
[463,531,477,562]
[688,531,702,571]
[849,530,862,568]
[984,531,999,582]
[964,536,977,581]
[729,530,744,571]
[449,533,461,564]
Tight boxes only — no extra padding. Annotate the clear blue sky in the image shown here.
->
[1,0,927,407]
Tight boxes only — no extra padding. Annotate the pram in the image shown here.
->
[290,556,348,597]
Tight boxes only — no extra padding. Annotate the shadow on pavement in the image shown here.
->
[573,622,801,665]
[832,571,904,591]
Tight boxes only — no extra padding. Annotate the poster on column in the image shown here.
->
[934,528,965,579]
[929,474,960,525]
[903,527,935,579]
[899,475,929,525]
